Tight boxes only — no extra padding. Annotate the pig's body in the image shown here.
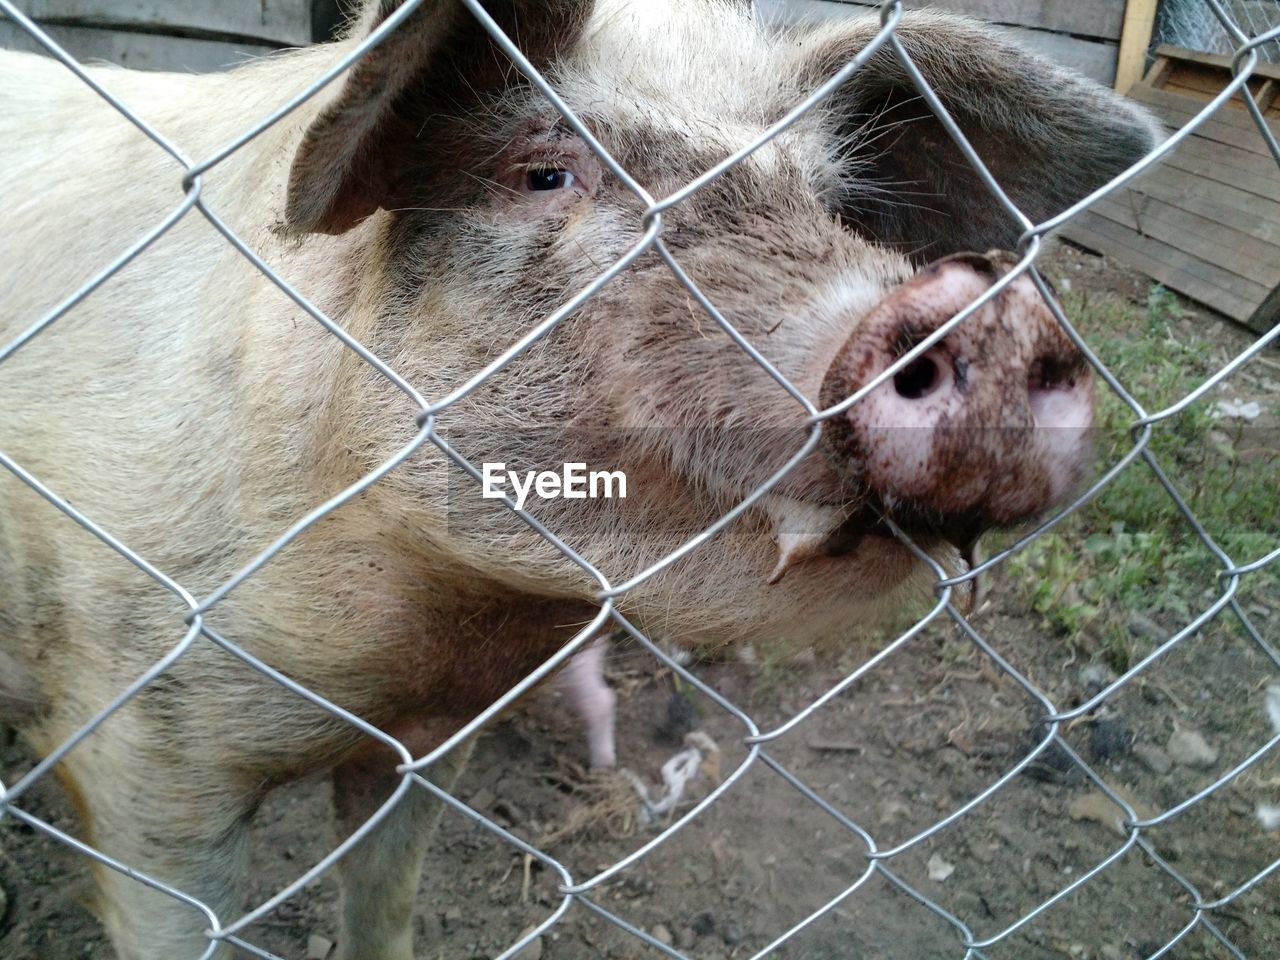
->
[0,1,1158,957]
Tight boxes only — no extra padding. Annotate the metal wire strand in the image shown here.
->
[1,0,1276,957]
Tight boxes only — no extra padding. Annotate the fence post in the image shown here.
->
[1116,0,1160,92]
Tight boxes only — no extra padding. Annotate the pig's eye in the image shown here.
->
[525,167,576,192]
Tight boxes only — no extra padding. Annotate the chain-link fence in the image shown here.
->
[0,0,1278,958]
[1158,0,1280,62]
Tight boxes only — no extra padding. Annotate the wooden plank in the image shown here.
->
[1250,284,1280,334]
[1067,208,1266,307]
[1259,79,1278,113]
[756,0,878,27]
[912,0,1123,37]
[1091,192,1280,289]
[1163,75,1271,111]
[9,0,312,46]
[1160,130,1280,205]
[756,2,1120,84]
[1076,52,1280,332]
[998,26,1117,87]
[0,21,277,71]
[1142,76,1280,135]
[1143,54,1172,88]
[757,0,1124,41]
[1131,84,1280,159]
[1164,79,1217,99]
[1125,163,1280,245]
[1115,0,1158,93]
[1062,211,1261,322]
[1159,54,1276,108]
[1095,186,1280,280]
[1153,43,1280,84]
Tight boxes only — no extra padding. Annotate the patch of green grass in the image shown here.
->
[1002,284,1279,672]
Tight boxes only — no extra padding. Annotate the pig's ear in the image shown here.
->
[800,13,1162,260]
[286,0,594,235]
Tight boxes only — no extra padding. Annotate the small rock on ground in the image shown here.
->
[927,853,956,882]
[1127,614,1162,640]
[1133,742,1172,775]
[1069,791,1127,836]
[1167,727,1218,768]
[655,692,697,746]
[721,921,744,945]
[1078,663,1114,694]
[691,912,716,936]
[1090,719,1133,761]
[513,926,543,960]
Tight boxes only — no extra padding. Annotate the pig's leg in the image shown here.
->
[556,637,617,770]
[331,719,473,960]
[50,738,254,960]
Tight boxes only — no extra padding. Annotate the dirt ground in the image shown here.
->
[2,241,1278,959]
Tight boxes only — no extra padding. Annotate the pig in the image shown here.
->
[0,0,1159,957]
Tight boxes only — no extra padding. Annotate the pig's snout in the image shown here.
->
[820,252,1094,545]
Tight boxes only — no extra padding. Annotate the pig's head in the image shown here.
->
[282,0,1159,645]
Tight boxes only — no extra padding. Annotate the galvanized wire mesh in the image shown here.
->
[0,0,1278,958]
[1158,0,1280,62]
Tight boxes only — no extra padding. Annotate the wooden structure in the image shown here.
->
[758,0,1131,85]
[1062,45,1280,333]
[5,0,1140,82]
[1116,0,1159,93]
[0,0,335,71]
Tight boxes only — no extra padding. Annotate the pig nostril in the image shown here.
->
[1027,356,1074,394]
[893,355,943,400]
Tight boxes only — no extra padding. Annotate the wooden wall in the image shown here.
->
[1062,46,1280,332]
[0,0,332,71]
[4,1,1131,78]
[756,0,1128,85]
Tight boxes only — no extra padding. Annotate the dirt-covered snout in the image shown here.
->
[819,252,1094,552]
